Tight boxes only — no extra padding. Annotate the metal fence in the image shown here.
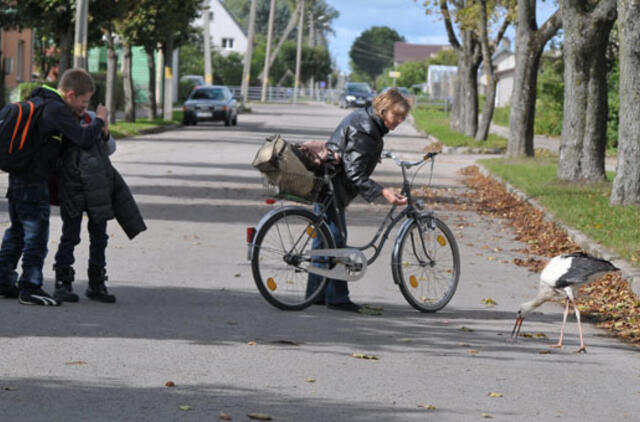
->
[226,85,450,112]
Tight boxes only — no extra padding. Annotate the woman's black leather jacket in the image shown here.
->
[326,106,388,210]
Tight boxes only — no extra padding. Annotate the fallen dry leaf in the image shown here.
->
[234,273,241,278]
[418,404,436,410]
[2,386,16,391]
[398,338,413,343]
[481,298,498,306]
[304,377,316,383]
[65,361,87,366]
[271,339,301,346]
[219,411,232,420]
[351,353,379,360]
[482,413,494,419]
[179,405,192,411]
[467,349,480,355]
[456,342,471,347]
[165,381,175,387]
[247,341,257,346]
[247,413,272,421]
[539,350,552,355]
[459,326,474,332]
[488,392,504,398]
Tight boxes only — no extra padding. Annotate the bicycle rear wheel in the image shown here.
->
[251,208,334,310]
[392,215,460,312]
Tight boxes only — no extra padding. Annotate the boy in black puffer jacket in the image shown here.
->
[52,100,146,304]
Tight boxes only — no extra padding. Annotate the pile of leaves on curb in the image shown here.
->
[459,166,640,345]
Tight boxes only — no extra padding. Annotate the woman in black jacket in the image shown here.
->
[308,89,411,312]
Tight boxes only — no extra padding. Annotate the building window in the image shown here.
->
[222,38,234,50]
[209,11,214,21]
[17,41,24,81]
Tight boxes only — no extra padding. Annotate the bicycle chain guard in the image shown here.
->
[307,248,368,282]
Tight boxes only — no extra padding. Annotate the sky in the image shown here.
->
[324,0,558,73]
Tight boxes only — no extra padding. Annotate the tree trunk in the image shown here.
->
[122,43,136,123]
[558,0,616,182]
[610,0,640,204]
[0,51,5,109]
[145,47,157,120]
[507,1,561,157]
[450,57,463,131]
[163,35,174,121]
[58,24,74,76]
[258,1,300,80]
[105,32,117,124]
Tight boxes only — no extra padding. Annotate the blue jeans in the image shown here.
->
[306,203,350,304]
[0,176,50,289]
[54,203,108,270]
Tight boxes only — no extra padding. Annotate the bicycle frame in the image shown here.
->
[311,152,437,267]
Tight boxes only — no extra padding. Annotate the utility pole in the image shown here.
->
[241,0,257,105]
[202,0,213,84]
[293,0,304,104]
[261,0,276,102]
[308,9,314,100]
[73,0,89,69]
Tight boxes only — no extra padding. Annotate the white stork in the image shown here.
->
[511,252,619,353]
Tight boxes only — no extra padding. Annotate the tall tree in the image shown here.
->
[506,0,561,157]
[557,0,617,182]
[610,0,640,204]
[435,0,482,137]
[18,0,76,77]
[349,26,405,83]
[475,0,512,141]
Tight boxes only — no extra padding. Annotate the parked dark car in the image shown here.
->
[339,82,375,108]
[183,85,238,126]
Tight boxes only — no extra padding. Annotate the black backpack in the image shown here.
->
[0,96,48,172]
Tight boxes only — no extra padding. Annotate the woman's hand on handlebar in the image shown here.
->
[382,188,408,205]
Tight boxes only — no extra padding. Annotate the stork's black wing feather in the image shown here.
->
[556,255,619,288]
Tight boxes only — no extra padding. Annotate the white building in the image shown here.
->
[479,39,515,107]
[197,0,248,57]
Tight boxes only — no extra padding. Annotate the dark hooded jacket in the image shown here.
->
[17,86,105,182]
[326,106,388,210]
[57,113,146,240]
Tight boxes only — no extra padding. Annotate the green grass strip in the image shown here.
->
[480,157,640,265]
[411,106,507,150]
[110,111,183,139]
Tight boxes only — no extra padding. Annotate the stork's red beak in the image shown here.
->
[510,316,524,341]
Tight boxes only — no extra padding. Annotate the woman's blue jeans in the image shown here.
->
[306,203,351,304]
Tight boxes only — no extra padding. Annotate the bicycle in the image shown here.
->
[246,150,460,312]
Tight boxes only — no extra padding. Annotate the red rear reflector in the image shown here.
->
[265,199,276,205]
[246,227,256,243]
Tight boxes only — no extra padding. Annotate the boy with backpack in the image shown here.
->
[0,68,108,306]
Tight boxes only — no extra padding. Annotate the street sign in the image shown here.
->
[388,71,401,78]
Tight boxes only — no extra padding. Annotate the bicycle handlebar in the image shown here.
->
[381,150,439,169]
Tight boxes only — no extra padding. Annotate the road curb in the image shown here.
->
[476,164,640,298]
[137,123,182,135]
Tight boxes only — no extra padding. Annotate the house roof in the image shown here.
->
[393,42,450,64]
[216,0,248,37]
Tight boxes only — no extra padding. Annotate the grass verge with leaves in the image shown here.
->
[411,106,507,150]
[479,157,640,265]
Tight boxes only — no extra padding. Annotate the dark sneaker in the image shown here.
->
[0,283,18,298]
[327,300,361,312]
[86,283,116,303]
[19,287,61,306]
[54,281,79,303]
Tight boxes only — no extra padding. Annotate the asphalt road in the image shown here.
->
[0,103,638,421]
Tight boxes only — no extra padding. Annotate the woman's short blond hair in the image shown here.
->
[373,88,411,118]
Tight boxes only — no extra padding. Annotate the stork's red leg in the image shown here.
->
[572,300,587,353]
[551,299,570,348]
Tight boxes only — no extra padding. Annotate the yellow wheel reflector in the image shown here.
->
[306,227,317,238]
[409,275,418,288]
[437,235,446,246]
[267,278,277,291]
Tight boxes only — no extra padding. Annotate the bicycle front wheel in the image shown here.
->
[392,215,460,312]
[251,208,334,310]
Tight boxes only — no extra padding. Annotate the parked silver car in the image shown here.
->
[183,85,238,126]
